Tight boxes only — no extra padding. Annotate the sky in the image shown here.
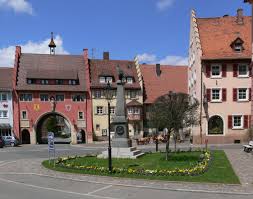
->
[0,0,252,67]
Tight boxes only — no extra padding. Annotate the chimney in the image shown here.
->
[236,8,244,24]
[103,52,109,60]
[156,64,161,76]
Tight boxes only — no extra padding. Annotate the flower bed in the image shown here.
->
[55,151,211,176]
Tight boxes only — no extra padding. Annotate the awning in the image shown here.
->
[0,124,11,129]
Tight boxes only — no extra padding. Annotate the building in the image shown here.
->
[90,52,143,139]
[140,64,188,135]
[0,68,14,138]
[189,9,252,144]
[13,39,93,144]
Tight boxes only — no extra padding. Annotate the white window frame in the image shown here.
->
[41,79,49,85]
[110,106,115,114]
[78,111,84,120]
[237,88,248,101]
[232,115,243,129]
[211,64,222,78]
[96,106,103,115]
[0,110,8,119]
[19,93,33,102]
[0,92,8,101]
[127,77,133,84]
[40,94,49,102]
[211,88,222,102]
[72,94,85,102]
[21,110,28,120]
[238,64,249,78]
[99,77,106,83]
[55,94,65,102]
[94,90,102,99]
[102,129,107,136]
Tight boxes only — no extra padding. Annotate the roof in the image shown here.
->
[197,16,252,60]
[16,53,87,92]
[89,59,141,90]
[140,65,188,104]
[0,67,13,91]
[127,99,142,107]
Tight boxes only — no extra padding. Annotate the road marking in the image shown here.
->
[87,185,113,195]
[0,172,252,195]
[0,176,119,199]
[0,161,16,167]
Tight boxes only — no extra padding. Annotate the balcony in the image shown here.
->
[128,114,142,121]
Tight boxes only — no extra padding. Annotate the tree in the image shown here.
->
[150,92,199,160]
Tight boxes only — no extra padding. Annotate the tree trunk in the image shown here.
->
[166,132,171,161]
[174,133,177,152]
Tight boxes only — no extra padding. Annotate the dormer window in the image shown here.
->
[41,80,49,85]
[231,37,244,53]
[126,77,133,84]
[99,76,113,83]
[69,80,78,85]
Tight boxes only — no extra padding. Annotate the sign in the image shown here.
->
[65,105,71,112]
[48,132,55,166]
[33,104,40,111]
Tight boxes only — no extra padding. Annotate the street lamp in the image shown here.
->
[105,81,113,173]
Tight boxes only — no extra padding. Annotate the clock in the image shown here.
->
[116,126,125,135]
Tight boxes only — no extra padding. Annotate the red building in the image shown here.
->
[13,42,93,144]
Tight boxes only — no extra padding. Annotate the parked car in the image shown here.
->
[2,136,19,147]
[0,136,4,148]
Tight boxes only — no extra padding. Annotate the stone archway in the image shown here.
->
[21,129,30,144]
[208,115,224,135]
[36,113,71,144]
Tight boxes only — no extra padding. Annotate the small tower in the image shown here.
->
[48,32,56,55]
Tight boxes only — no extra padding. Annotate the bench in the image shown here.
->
[243,141,253,153]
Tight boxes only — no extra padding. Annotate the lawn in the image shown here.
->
[42,150,240,184]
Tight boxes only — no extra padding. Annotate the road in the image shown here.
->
[0,144,252,199]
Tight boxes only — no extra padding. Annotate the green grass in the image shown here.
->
[42,150,240,184]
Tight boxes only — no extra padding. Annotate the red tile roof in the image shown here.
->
[89,59,141,90]
[140,65,188,104]
[0,67,13,91]
[197,16,252,60]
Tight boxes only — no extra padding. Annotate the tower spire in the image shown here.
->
[48,32,56,55]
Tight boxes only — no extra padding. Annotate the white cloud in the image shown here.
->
[0,35,68,67]
[137,53,188,66]
[0,0,33,15]
[156,0,174,11]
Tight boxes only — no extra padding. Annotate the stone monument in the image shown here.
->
[98,66,143,159]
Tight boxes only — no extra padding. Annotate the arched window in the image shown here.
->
[208,116,224,135]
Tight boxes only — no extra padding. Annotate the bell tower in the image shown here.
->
[48,32,56,55]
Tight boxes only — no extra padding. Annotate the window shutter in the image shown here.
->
[233,64,238,77]
[222,88,227,101]
[249,115,252,128]
[249,65,252,77]
[222,64,227,77]
[94,106,98,115]
[249,88,252,101]
[228,115,233,129]
[244,115,249,129]
[103,106,107,115]
[206,89,211,102]
[206,64,211,78]
[233,88,237,101]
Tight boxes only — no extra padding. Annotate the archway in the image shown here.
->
[208,115,224,135]
[21,129,30,144]
[77,129,86,144]
[36,113,71,144]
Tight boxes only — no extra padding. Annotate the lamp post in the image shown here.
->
[105,81,113,173]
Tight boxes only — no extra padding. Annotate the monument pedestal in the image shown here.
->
[98,146,144,159]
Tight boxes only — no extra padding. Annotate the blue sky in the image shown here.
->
[0,0,251,67]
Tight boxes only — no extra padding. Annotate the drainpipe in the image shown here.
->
[200,65,203,145]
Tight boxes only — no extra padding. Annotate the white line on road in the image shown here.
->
[0,172,252,196]
[87,185,113,195]
[0,161,16,167]
[0,176,119,199]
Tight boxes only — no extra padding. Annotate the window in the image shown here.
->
[0,93,7,101]
[41,80,49,85]
[110,107,115,114]
[94,90,102,98]
[69,80,78,85]
[133,107,140,114]
[127,77,133,84]
[96,106,103,115]
[27,79,36,84]
[211,89,221,102]
[238,64,248,77]
[20,94,32,101]
[56,94,64,101]
[211,65,221,77]
[72,94,85,102]
[56,80,64,85]
[234,43,243,52]
[208,115,224,135]
[128,107,140,114]
[96,124,100,131]
[0,110,8,118]
[233,115,243,129]
[102,129,107,136]
[78,112,84,120]
[21,111,27,119]
[129,91,137,99]
[40,94,49,101]
[99,76,113,83]
[238,88,248,101]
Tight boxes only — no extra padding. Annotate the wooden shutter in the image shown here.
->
[222,88,227,101]
[249,115,252,128]
[206,64,211,78]
[206,89,211,102]
[233,88,237,101]
[244,115,249,129]
[249,88,252,101]
[222,64,227,77]
[228,115,233,129]
[233,64,238,77]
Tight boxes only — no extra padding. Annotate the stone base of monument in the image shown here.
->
[97,147,144,159]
